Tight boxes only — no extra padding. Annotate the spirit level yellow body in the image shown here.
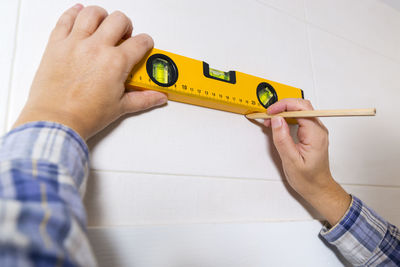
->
[126,48,303,115]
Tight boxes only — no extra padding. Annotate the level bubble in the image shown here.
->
[152,58,170,84]
[146,54,178,87]
[256,82,277,108]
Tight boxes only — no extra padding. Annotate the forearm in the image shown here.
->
[299,175,351,227]
[0,122,96,266]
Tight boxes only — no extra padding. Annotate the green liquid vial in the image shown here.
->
[258,87,273,105]
[152,58,170,84]
[209,68,230,82]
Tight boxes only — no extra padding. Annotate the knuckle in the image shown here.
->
[324,130,329,144]
[324,126,329,135]
[319,121,329,135]
[112,10,128,21]
[84,5,107,17]
[319,127,329,145]
[136,33,154,48]
[304,99,313,110]
[57,13,73,27]
[323,132,329,144]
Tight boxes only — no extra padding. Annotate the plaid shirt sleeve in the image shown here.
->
[0,122,97,267]
[320,195,400,266]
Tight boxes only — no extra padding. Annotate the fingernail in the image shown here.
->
[271,117,282,129]
[73,3,83,10]
[156,97,168,106]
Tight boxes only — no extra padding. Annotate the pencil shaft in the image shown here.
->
[245,108,376,119]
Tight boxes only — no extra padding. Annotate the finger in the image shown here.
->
[263,119,271,127]
[118,33,154,71]
[267,98,314,114]
[297,116,329,146]
[269,99,327,146]
[271,116,302,164]
[122,22,134,40]
[70,6,108,39]
[50,4,84,41]
[267,98,319,128]
[120,90,167,114]
[92,11,133,45]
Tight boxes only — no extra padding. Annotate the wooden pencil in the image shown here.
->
[245,108,376,119]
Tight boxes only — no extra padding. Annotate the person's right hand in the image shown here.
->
[264,98,351,226]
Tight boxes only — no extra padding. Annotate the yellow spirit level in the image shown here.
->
[126,48,304,115]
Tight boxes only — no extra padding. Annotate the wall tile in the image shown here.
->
[84,170,319,226]
[256,0,305,19]
[380,0,400,12]
[305,0,400,61]
[308,26,400,186]
[84,171,400,227]
[87,221,346,267]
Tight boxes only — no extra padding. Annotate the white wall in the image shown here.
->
[1,0,399,266]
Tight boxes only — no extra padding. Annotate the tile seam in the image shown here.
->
[90,168,400,188]
[4,0,22,133]
[303,0,320,108]
[255,0,400,65]
[305,22,400,65]
[86,218,323,229]
[90,168,282,182]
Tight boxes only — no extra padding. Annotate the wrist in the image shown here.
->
[300,177,351,226]
[294,171,336,200]
[13,106,89,140]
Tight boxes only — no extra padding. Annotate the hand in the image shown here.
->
[13,4,167,140]
[264,99,351,226]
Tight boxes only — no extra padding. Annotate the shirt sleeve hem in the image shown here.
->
[320,195,354,236]
[5,121,89,157]
[319,194,364,243]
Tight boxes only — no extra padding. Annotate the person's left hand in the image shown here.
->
[13,4,167,140]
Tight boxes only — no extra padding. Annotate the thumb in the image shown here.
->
[271,117,300,163]
[121,90,167,114]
